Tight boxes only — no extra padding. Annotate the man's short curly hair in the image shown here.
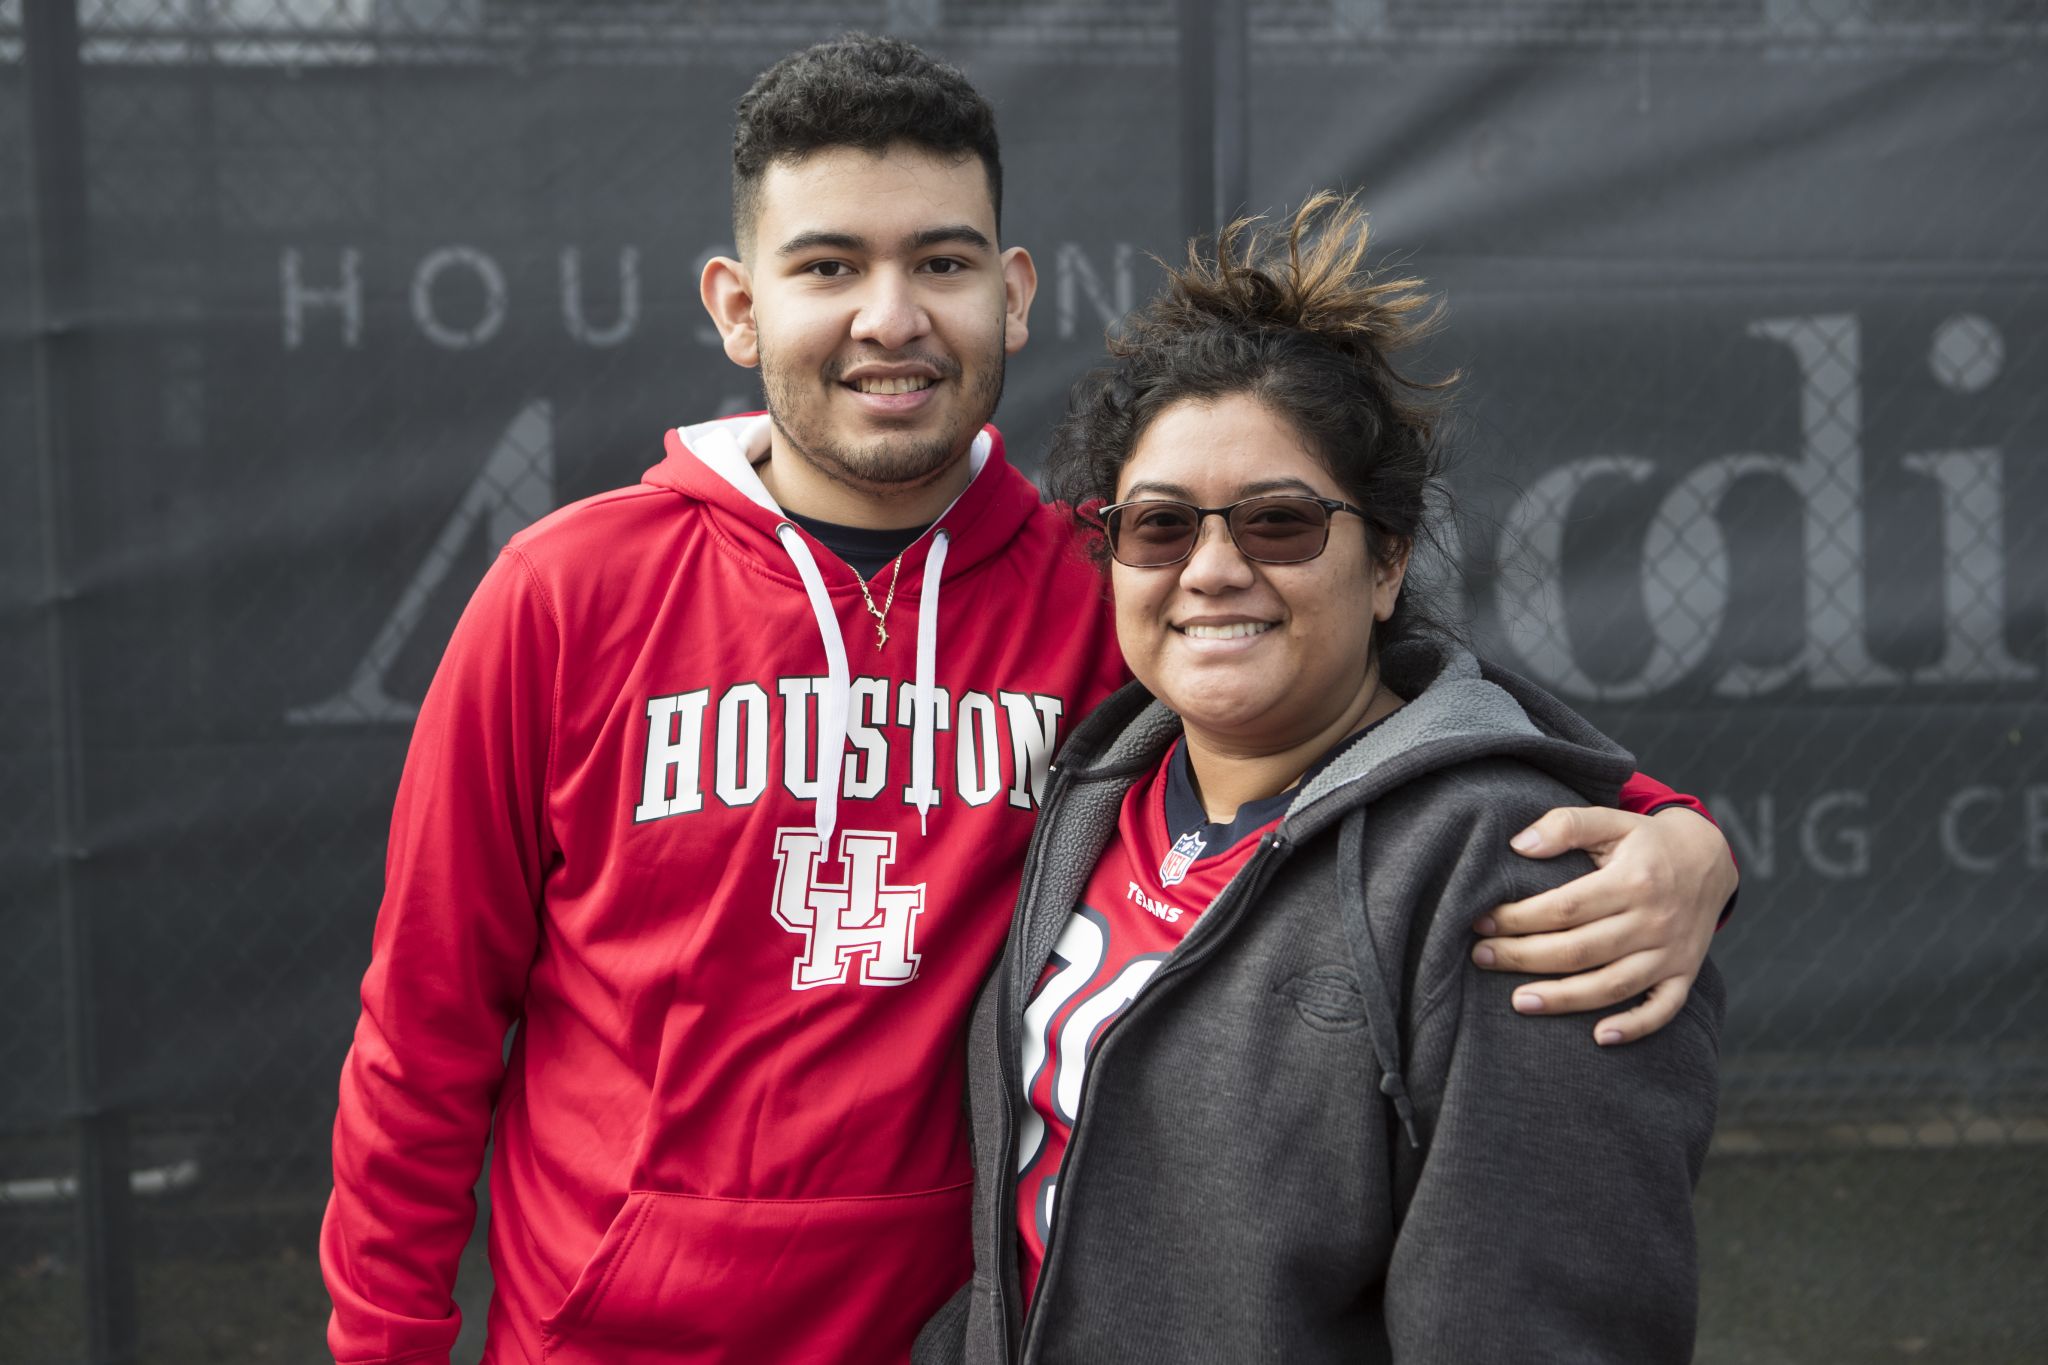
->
[732,33,1002,251]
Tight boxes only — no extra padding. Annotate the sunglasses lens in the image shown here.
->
[1110,504,1200,565]
[1228,498,1329,562]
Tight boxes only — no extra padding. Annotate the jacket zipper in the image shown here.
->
[1005,830,1293,1363]
[989,760,1078,1365]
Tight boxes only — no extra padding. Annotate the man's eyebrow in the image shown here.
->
[910,225,994,252]
[776,230,867,258]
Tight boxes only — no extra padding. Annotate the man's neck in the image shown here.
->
[755,435,976,531]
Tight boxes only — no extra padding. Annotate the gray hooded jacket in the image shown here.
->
[915,639,1724,1365]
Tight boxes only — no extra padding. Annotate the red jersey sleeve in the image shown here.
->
[1619,770,1737,925]
[320,548,560,1364]
[1617,770,1710,822]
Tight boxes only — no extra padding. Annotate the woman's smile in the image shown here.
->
[1173,617,1279,644]
[1111,394,1401,763]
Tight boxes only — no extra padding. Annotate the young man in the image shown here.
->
[321,35,1737,1365]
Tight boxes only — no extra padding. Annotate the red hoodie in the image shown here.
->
[323,415,1126,1364]
[321,414,1706,1365]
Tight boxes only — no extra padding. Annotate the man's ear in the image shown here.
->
[1000,245,1038,357]
[701,255,760,368]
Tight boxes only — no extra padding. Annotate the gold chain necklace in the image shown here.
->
[853,555,905,650]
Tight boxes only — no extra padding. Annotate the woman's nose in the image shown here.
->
[1177,515,1256,592]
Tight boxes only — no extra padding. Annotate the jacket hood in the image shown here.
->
[1036,634,1636,1157]
[646,412,1044,590]
[1059,635,1636,846]
[644,412,1051,847]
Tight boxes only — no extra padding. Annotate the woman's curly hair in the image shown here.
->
[1045,191,1457,643]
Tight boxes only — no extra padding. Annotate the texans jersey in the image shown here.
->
[1014,739,1292,1302]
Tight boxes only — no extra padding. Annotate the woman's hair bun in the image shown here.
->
[1119,191,1444,367]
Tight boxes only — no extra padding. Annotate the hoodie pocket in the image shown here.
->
[539,1181,974,1365]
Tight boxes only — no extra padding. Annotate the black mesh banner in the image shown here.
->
[3,4,2043,1362]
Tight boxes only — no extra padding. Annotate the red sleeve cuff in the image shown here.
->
[1620,773,1738,929]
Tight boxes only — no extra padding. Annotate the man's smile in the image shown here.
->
[847,375,936,394]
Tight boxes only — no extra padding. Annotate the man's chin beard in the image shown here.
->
[767,414,965,495]
[761,346,1005,496]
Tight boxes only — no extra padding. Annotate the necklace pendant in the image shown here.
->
[855,553,904,654]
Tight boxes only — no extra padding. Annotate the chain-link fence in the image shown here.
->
[2,1,2043,1362]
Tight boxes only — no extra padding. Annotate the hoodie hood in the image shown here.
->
[647,413,1042,587]
[646,413,1048,847]
[1282,638,1634,841]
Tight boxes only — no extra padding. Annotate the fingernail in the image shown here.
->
[1513,991,1544,1013]
[1510,829,1540,853]
[1597,1028,1624,1046]
[1473,916,1497,936]
[1473,945,1495,967]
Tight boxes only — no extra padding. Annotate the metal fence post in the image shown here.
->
[1179,0,1250,245]
[23,1,140,1360]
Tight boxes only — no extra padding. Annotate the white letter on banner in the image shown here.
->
[1057,242,1134,340]
[1700,315,1897,695]
[1940,786,2003,874]
[1709,793,1776,881]
[286,400,555,725]
[1496,456,1718,700]
[561,246,640,348]
[1800,790,1869,879]
[413,245,508,350]
[1901,449,2035,683]
[281,248,362,348]
[2026,786,2048,870]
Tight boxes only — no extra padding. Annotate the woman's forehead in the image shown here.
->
[1120,396,1339,497]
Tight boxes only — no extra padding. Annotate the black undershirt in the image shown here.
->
[785,510,932,579]
[1163,712,1396,859]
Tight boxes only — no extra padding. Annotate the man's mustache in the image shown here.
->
[822,351,963,383]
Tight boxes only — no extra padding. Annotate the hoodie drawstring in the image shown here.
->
[776,525,950,846]
[910,530,949,836]
[685,420,987,845]
[1335,810,1422,1151]
[776,525,851,848]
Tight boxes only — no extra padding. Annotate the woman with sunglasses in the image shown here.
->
[916,195,1722,1364]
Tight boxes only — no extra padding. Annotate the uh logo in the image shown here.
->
[771,829,926,989]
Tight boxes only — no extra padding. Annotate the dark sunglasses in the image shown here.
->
[1098,495,1369,568]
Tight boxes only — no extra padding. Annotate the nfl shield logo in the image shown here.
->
[1158,830,1206,887]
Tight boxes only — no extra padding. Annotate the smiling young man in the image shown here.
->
[320,35,1737,1365]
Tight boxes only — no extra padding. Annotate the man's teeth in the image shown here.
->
[853,376,934,394]
[1180,622,1274,640]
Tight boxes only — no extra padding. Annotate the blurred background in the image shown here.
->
[2,1,2043,1361]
